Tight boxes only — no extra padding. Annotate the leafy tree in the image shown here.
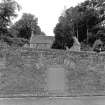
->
[52,6,83,49]
[52,7,99,49]
[52,22,74,49]
[79,0,105,12]
[11,13,42,40]
[78,0,105,36]
[59,6,82,38]
[0,0,20,36]
[64,6,100,43]
[79,8,99,43]
[52,0,105,50]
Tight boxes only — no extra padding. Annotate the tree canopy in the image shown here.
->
[52,0,105,51]
[0,0,44,47]
[11,13,42,40]
[0,0,21,35]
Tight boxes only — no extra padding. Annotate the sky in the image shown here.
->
[16,0,85,36]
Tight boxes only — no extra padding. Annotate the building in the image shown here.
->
[29,32,54,49]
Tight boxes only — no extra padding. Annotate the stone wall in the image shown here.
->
[0,47,105,97]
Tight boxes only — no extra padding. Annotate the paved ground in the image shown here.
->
[0,96,105,105]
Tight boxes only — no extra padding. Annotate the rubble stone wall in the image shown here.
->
[0,47,105,97]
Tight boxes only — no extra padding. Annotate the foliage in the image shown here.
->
[0,35,28,47]
[11,13,43,40]
[78,0,105,44]
[0,0,21,36]
[52,0,105,51]
[52,22,74,49]
[0,1,44,47]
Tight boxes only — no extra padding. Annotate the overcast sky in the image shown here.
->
[16,0,85,36]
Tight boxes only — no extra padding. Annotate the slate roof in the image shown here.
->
[30,35,54,44]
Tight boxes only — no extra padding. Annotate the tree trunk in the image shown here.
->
[87,28,89,44]
[86,24,89,44]
[77,27,79,39]
[73,24,75,36]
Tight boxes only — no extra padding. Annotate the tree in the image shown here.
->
[52,6,83,50]
[79,8,99,43]
[59,6,82,39]
[52,0,105,50]
[52,6,99,49]
[65,6,100,43]
[11,13,42,40]
[58,5,100,43]
[52,22,74,49]
[0,0,21,36]
[78,0,105,47]
[78,0,105,33]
